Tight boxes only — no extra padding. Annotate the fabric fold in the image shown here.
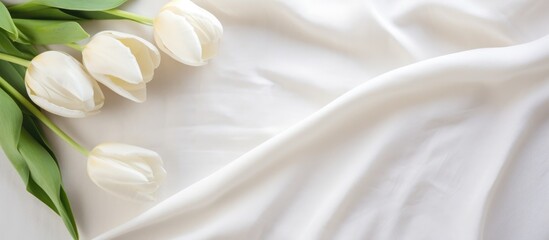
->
[96,35,549,240]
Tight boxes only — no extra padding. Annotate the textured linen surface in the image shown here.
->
[1,0,549,239]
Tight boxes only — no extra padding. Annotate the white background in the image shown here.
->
[1,0,549,239]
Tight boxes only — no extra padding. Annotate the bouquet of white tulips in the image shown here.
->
[0,0,223,239]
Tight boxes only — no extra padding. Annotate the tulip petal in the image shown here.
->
[84,34,144,85]
[25,51,104,118]
[119,41,160,83]
[27,93,92,118]
[102,31,161,83]
[161,0,223,61]
[201,38,221,61]
[154,10,205,66]
[87,143,166,201]
[29,52,96,103]
[92,77,106,109]
[102,76,147,103]
[83,31,161,102]
[89,156,151,184]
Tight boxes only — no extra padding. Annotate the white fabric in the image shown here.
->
[1,0,549,239]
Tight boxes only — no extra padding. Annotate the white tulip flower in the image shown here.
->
[87,143,167,201]
[25,51,104,118]
[83,31,161,103]
[154,0,223,66]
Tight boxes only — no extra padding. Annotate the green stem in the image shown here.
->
[0,76,90,156]
[0,52,30,67]
[65,43,84,52]
[104,9,154,25]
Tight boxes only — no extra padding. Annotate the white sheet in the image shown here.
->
[1,0,549,239]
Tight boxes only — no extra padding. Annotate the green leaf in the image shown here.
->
[0,2,18,38]
[19,129,78,239]
[8,2,151,24]
[8,3,80,20]
[0,79,79,240]
[0,81,27,180]
[0,34,31,92]
[13,19,89,44]
[28,0,128,11]
[0,30,78,239]
[61,9,127,20]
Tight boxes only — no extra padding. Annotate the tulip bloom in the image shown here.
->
[87,143,166,201]
[25,51,104,118]
[154,0,223,66]
[83,31,161,103]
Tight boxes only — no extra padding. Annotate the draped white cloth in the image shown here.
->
[1,0,549,239]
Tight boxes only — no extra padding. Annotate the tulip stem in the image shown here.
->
[66,43,84,52]
[0,76,90,156]
[0,52,30,67]
[104,9,154,26]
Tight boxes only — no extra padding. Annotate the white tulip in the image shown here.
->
[154,0,223,66]
[25,51,104,118]
[83,31,161,103]
[87,143,166,201]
